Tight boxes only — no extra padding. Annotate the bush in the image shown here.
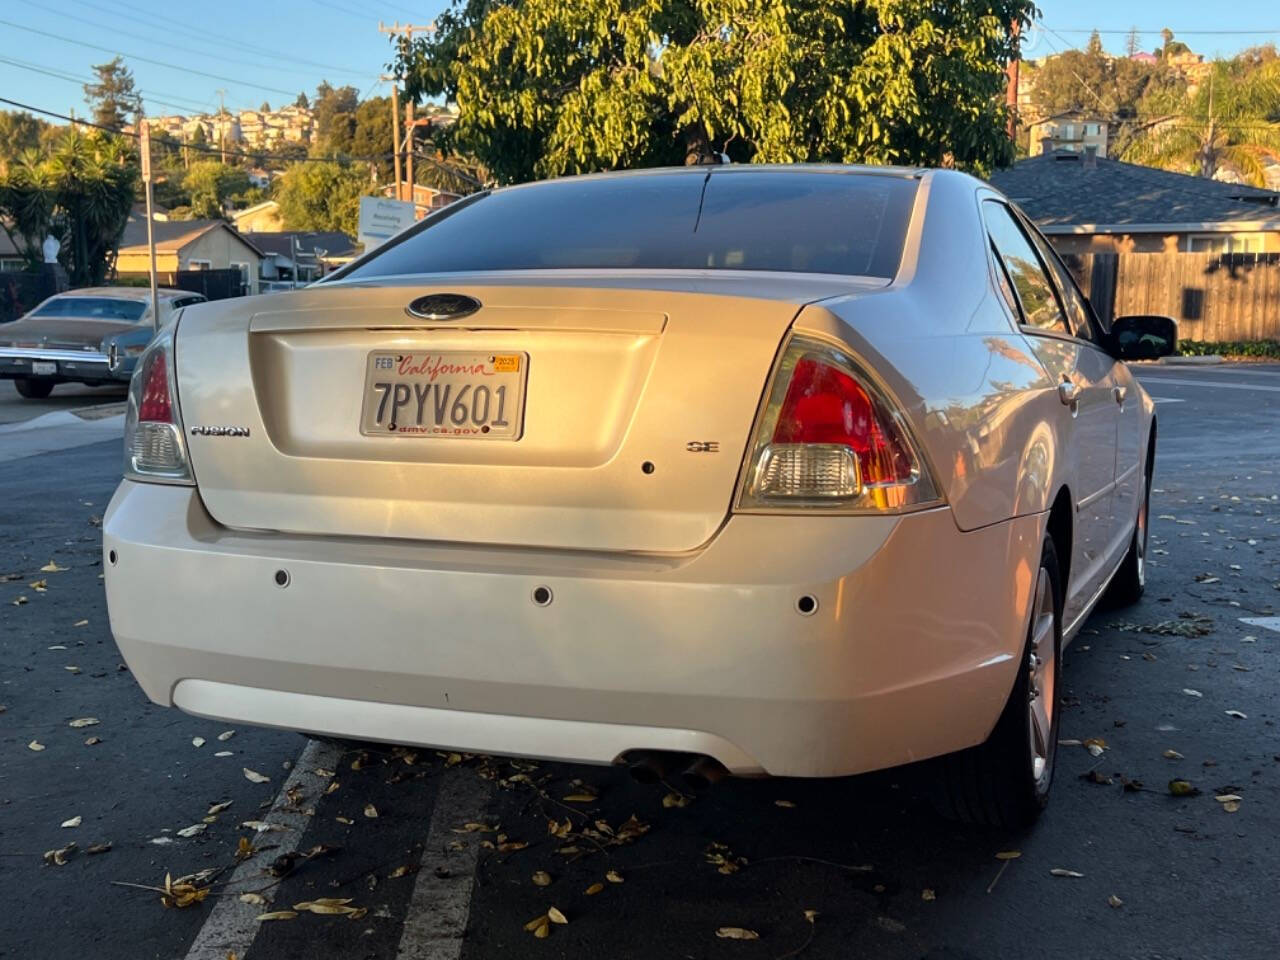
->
[1177,339,1280,358]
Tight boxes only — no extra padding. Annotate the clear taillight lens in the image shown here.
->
[737,336,939,512]
[123,327,193,485]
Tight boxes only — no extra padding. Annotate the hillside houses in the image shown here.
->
[141,105,315,149]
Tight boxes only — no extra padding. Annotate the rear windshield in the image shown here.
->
[341,170,918,281]
[30,297,148,322]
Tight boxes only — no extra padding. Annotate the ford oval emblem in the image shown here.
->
[406,293,482,321]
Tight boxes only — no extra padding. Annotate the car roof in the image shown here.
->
[496,163,928,195]
[48,287,202,302]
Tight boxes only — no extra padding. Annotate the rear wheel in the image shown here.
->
[932,538,1062,828]
[1105,451,1152,607]
[14,378,55,399]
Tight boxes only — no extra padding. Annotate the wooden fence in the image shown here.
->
[1062,252,1280,342]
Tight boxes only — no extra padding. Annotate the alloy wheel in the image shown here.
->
[1026,566,1056,784]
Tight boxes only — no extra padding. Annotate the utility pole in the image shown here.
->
[378,21,434,202]
[382,76,403,201]
[139,119,161,332]
[216,88,227,163]
[1005,20,1021,143]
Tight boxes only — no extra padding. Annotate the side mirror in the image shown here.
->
[1109,315,1177,361]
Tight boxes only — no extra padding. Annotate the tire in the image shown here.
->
[14,378,54,399]
[931,538,1062,828]
[1104,450,1152,607]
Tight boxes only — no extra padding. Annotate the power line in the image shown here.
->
[0,56,218,115]
[0,17,299,96]
[1045,26,1280,36]
[68,0,372,78]
[37,1,368,83]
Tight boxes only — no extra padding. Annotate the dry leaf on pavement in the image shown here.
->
[239,893,266,906]
[84,737,102,746]
[1162,749,1184,760]
[27,741,44,751]
[1225,710,1248,719]
[364,804,378,818]
[585,882,604,895]
[68,718,99,728]
[1108,895,1124,908]
[1169,779,1199,796]
[43,842,77,865]
[243,768,270,784]
[177,824,208,838]
[61,816,81,828]
[40,561,67,572]
[193,737,206,748]
[256,911,298,922]
[547,906,568,925]
[716,927,760,940]
[218,730,236,741]
[606,870,624,883]
[995,851,1021,860]
[207,800,233,816]
[1050,868,1085,878]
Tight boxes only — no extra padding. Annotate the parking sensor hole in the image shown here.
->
[532,585,553,606]
[274,569,290,588]
[796,594,818,616]
[108,549,117,566]
[641,461,655,474]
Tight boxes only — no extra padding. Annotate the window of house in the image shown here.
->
[187,259,212,270]
[982,201,1070,337]
[1187,234,1262,254]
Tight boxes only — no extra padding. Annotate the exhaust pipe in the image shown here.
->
[681,755,729,791]
[626,751,691,784]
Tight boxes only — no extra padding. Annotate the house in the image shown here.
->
[115,211,265,293]
[381,183,462,214]
[1028,113,1110,158]
[232,200,284,233]
[988,149,1280,254]
[243,231,360,286]
[0,229,23,272]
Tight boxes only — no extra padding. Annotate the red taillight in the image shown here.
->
[137,350,173,423]
[772,356,914,486]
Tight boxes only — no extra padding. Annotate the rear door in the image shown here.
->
[982,200,1118,626]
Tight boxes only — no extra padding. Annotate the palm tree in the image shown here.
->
[1122,59,1280,185]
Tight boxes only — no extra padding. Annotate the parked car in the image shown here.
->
[103,166,1174,827]
[0,287,206,398]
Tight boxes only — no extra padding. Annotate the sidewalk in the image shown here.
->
[0,404,125,462]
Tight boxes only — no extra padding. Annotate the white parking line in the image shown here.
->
[395,768,495,960]
[181,738,345,960]
[1151,398,1185,404]
[1240,616,1280,633]
[1133,377,1280,393]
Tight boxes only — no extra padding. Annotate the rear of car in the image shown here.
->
[103,169,1037,789]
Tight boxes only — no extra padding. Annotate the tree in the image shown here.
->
[260,101,272,112]
[1123,59,1280,184]
[397,0,1034,183]
[83,57,143,130]
[1125,27,1140,58]
[0,111,49,169]
[1086,30,1104,57]
[1029,43,1181,120]
[295,92,310,108]
[311,81,360,146]
[0,127,138,284]
[183,161,251,219]
[268,140,310,166]
[321,95,393,175]
[273,160,373,234]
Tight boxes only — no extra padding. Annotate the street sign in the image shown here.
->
[357,196,417,252]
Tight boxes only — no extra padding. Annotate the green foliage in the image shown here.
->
[0,127,138,285]
[397,0,1033,184]
[1027,43,1182,121]
[1177,339,1280,358]
[273,160,373,234]
[0,111,50,169]
[319,95,394,177]
[312,81,361,147]
[83,57,143,131]
[182,161,251,219]
[1123,58,1280,184]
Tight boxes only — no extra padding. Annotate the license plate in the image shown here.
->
[31,361,57,376]
[360,351,528,440]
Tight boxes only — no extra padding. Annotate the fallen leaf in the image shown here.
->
[547,906,568,925]
[68,718,99,728]
[804,909,818,923]
[218,730,236,741]
[1050,868,1085,878]
[716,927,760,940]
[774,799,796,808]
[562,794,597,803]
[1108,894,1124,908]
[1182,688,1203,698]
[662,792,690,808]
[524,914,550,933]
[214,751,233,757]
[84,736,102,746]
[335,816,354,825]
[43,842,77,865]
[61,816,82,828]
[606,870,624,884]
[243,768,270,784]
[28,741,45,751]
[235,837,256,861]
[388,865,418,879]
[585,882,604,895]
[73,619,88,627]
[1081,770,1114,785]
[1083,737,1107,757]
[1169,779,1200,796]
[177,824,207,838]
[995,851,1021,860]
[529,870,552,887]
[207,800,233,816]
[192,737,206,748]
[11,595,27,606]
[1225,710,1248,719]
[364,804,378,819]
[1163,749,1184,760]
[1222,800,1241,813]
[149,836,175,845]
[40,561,67,572]
[241,820,288,833]
[86,842,111,855]
[65,665,80,674]
[922,888,936,901]
[30,579,47,591]
[255,911,298,922]
[313,768,335,778]
[239,892,267,906]
[161,873,210,908]
[457,822,496,833]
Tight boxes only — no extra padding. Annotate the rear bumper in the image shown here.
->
[0,347,111,381]
[104,482,1044,777]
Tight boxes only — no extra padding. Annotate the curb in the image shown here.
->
[1160,355,1224,365]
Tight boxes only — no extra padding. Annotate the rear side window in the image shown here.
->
[30,297,148,323]
[982,200,1068,336]
[341,171,918,281]
[1020,220,1099,342]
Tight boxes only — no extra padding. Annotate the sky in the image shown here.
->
[3,0,1280,124]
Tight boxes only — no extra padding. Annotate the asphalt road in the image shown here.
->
[1,363,1278,960]
[0,380,126,425]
